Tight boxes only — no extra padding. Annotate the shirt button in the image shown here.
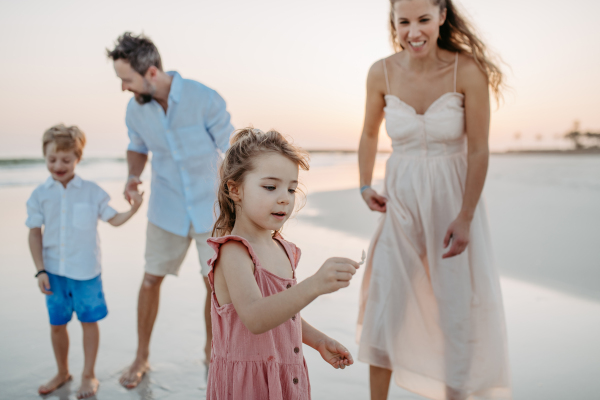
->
[62,210,65,213]
[293,378,298,385]
[185,186,190,191]
[187,206,191,210]
[61,243,65,246]
[61,227,65,230]
[286,283,292,289]
[294,347,299,354]
[61,258,64,262]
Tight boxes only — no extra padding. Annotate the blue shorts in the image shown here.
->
[45,272,108,326]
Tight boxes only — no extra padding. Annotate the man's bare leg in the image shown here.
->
[203,276,212,362]
[370,365,392,400]
[119,273,164,389]
[78,322,100,399]
[39,324,72,395]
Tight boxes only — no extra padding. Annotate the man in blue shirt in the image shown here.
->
[107,32,234,388]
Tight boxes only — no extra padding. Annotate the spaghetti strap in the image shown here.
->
[382,59,391,95]
[453,53,458,93]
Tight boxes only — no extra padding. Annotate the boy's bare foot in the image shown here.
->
[38,373,72,395]
[119,359,149,389]
[77,376,99,399]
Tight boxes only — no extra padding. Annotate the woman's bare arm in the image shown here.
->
[358,60,388,212]
[443,58,491,258]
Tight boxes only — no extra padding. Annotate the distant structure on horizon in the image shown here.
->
[565,120,600,150]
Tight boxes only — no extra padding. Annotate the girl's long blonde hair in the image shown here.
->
[212,128,310,237]
[389,0,505,102]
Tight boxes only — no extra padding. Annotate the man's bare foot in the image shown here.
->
[77,376,99,399]
[38,373,72,395]
[119,359,150,389]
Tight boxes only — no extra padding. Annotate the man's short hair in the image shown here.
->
[106,32,162,76]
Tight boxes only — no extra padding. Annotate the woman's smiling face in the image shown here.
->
[393,0,446,57]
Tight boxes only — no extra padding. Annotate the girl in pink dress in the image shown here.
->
[206,128,360,400]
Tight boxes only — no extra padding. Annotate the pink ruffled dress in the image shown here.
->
[206,234,311,400]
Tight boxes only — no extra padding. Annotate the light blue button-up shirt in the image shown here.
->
[126,71,234,237]
[25,176,118,280]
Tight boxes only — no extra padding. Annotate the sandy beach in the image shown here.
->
[1,154,599,399]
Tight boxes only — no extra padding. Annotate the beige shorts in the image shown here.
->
[145,222,214,277]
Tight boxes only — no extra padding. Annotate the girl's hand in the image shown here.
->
[442,215,471,258]
[127,189,144,212]
[38,274,52,295]
[361,188,387,213]
[316,337,354,370]
[312,257,359,295]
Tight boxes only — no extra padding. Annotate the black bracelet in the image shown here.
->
[35,270,47,278]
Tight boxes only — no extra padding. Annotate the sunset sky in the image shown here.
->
[1,0,599,157]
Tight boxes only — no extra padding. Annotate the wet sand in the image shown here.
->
[1,155,599,399]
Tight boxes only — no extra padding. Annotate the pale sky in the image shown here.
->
[1,0,599,157]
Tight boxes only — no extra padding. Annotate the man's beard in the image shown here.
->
[134,93,153,105]
[134,78,156,105]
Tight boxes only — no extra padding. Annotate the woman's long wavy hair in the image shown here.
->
[389,0,505,102]
[212,128,310,237]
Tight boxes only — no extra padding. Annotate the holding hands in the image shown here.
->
[126,188,144,212]
[124,176,142,204]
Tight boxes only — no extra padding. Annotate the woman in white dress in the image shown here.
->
[357,0,511,399]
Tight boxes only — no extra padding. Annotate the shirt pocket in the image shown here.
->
[72,203,96,230]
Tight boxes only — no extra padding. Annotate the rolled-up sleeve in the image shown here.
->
[25,191,44,228]
[96,187,118,222]
[205,90,234,153]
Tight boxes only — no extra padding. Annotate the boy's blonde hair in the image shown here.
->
[212,127,310,237]
[42,124,87,160]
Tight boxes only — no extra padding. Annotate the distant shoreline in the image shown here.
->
[1,148,598,166]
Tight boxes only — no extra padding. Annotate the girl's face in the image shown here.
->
[45,142,79,186]
[393,0,446,57]
[232,152,299,233]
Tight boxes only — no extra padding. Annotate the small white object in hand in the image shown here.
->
[358,250,366,265]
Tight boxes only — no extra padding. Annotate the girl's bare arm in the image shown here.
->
[216,241,358,335]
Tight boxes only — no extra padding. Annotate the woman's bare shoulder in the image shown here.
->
[457,53,488,92]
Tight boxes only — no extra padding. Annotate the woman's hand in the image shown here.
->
[315,337,354,370]
[361,188,387,213]
[442,215,471,258]
[38,274,52,295]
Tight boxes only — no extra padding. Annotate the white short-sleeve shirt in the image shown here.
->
[26,175,118,280]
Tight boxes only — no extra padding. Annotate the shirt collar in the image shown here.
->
[43,174,82,189]
[167,71,182,104]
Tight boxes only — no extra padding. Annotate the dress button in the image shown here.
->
[294,347,299,354]
[286,283,291,289]
[293,378,298,384]
[291,316,296,321]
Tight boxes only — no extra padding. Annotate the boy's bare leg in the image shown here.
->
[370,365,392,400]
[39,324,72,395]
[120,273,164,389]
[78,322,100,399]
[203,277,212,362]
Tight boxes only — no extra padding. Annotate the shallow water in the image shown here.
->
[1,154,599,399]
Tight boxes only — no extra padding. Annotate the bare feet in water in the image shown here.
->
[119,358,150,389]
[77,376,99,399]
[38,373,73,395]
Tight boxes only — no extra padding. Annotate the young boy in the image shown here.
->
[26,124,143,399]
